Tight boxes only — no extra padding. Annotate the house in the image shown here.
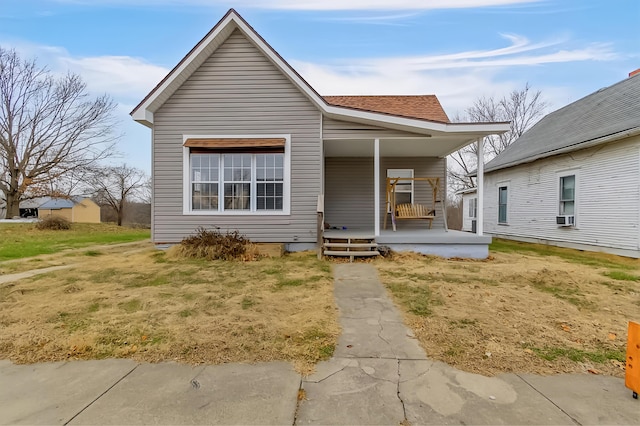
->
[482,73,640,258]
[37,197,101,223]
[131,9,508,259]
[458,188,478,233]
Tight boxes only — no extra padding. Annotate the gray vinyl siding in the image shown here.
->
[324,157,446,231]
[483,135,640,255]
[324,158,374,230]
[323,117,427,139]
[152,29,321,243]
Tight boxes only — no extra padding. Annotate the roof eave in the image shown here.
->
[485,126,640,174]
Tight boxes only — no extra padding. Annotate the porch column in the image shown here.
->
[374,138,380,237]
[477,137,484,236]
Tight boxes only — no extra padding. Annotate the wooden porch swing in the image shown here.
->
[384,177,440,231]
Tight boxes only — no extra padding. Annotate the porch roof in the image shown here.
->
[323,132,500,158]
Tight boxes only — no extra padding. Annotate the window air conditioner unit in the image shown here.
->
[556,215,575,226]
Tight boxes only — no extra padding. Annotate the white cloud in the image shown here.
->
[291,34,616,113]
[2,40,168,102]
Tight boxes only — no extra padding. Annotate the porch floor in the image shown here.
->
[323,228,491,259]
[323,228,491,245]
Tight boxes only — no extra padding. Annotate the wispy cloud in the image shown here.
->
[53,0,542,11]
[291,34,616,112]
[0,40,168,101]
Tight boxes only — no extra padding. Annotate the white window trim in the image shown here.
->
[469,197,478,219]
[182,134,291,215]
[387,169,414,212]
[556,168,580,227]
[497,182,509,225]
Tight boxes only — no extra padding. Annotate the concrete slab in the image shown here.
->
[521,373,639,425]
[399,360,575,425]
[0,359,137,425]
[68,361,300,425]
[297,358,405,425]
[332,264,426,360]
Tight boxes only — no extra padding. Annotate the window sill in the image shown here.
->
[183,210,290,216]
[497,222,509,226]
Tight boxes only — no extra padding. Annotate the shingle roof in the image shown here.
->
[323,95,450,123]
[39,198,76,209]
[485,74,640,173]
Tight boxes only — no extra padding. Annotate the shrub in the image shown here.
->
[172,227,258,261]
[36,216,71,230]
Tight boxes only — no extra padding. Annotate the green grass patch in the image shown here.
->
[386,281,440,316]
[0,223,149,261]
[490,239,636,270]
[178,309,193,318]
[119,299,142,313]
[529,277,593,309]
[84,250,103,257]
[275,278,304,288]
[241,296,256,309]
[531,346,625,363]
[603,270,640,281]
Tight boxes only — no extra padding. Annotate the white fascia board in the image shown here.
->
[323,106,509,137]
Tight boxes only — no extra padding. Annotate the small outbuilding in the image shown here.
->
[37,197,101,223]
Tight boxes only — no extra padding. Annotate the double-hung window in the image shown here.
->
[469,197,477,219]
[184,136,289,214]
[498,186,508,224]
[559,174,575,215]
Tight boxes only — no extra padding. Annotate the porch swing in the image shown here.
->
[384,177,440,231]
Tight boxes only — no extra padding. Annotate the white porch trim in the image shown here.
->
[374,138,380,237]
[477,137,484,236]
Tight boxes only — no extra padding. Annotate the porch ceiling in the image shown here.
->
[323,135,480,158]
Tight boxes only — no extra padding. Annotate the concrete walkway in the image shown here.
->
[295,264,637,425]
[0,263,637,425]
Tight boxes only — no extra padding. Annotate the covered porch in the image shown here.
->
[318,115,507,259]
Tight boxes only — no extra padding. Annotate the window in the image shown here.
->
[387,169,414,208]
[191,153,219,210]
[498,186,508,224]
[559,175,575,215]
[185,137,288,214]
[468,197,477,219]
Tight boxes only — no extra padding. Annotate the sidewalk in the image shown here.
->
[0,263,637,425]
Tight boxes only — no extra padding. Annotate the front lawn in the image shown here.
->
[375,241,639,377]
[0,248,338,374]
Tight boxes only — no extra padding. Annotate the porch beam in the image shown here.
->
[374,138,380,237]
[477,137,484,236]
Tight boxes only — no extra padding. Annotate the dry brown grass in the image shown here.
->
[0,247,338,374]
[374,250,639,377]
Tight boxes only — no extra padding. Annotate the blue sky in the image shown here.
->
[1,0,638,174]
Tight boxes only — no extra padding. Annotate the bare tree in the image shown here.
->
[89,164,147,226]
[448,83,548,191]
[0,47,117,217]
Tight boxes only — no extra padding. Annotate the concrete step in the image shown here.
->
[323,242,378,248]
[324,250,380,257]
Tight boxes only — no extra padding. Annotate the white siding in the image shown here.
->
[483,136,640,257]
[152,29,321,243]
[461,193,477,232]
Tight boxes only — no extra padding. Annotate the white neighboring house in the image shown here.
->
[482,72,640,258]
[458,188,478,233]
